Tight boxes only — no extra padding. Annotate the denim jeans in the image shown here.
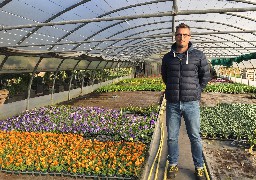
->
[166,100,204,168]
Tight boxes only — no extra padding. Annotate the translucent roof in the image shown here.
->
[0,0,256,72]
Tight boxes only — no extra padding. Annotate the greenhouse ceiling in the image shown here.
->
[0,0,256,73]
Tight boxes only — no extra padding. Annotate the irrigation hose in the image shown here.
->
[147,98,166,180]
[154,121,165,180]
[147,121,161,180]
[204,163,211,180]
[154,99,166,180]
[147,121,164,180]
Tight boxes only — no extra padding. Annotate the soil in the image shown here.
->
[0,91,255,180]
[200,92,256,180]
[60,91,163,110]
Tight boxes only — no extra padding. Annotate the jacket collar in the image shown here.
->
[170,41,193,65]
[171,41,193,53]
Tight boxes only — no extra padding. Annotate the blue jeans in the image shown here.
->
[166,100,204,168]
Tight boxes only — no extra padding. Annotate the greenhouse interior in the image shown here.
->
[0,0,255,180]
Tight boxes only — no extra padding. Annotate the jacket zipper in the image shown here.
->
[177,56,182,101]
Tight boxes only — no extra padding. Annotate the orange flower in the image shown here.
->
[0,130,147,176]
[52,160,58,166]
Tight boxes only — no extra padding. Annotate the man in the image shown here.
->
[161,23,210,180]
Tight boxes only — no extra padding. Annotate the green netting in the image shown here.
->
[211,52,256,67]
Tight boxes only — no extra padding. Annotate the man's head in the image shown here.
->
[175,23,191,49]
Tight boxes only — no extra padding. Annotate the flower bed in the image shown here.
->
[95,77,165,92]
[204,82,256,94]
[1,76,255,179]
[0,131,145,177]
[201,103,256,150]
[0,105,159,178]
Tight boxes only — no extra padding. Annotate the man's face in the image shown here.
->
[175,28,191,48]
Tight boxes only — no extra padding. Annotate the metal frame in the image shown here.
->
[0,0,256,70]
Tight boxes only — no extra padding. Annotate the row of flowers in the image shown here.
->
[95,77,165,92]
[0,105,159,177]
[0,106,158,144]
[0,131,145,176]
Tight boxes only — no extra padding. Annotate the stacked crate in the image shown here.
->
[242,69,256,81]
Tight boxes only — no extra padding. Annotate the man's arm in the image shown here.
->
[199,53,211,90]
[161,56,167,85]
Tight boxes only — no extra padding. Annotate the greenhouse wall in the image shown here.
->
[0,75,132,120]
[220,75,256,86]
[229,77,256,87]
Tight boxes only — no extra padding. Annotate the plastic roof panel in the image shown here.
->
[0,0,256,71]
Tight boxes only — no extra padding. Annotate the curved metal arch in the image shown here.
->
[124,33,249,61]
[7,28,256,58]
[97,18,256,54]
[93,39,171,50]
[194,35,247,56]
[0,0,13,8]
[111,37,224,60]
[112,39,170,55]
[135,40,238,63]
[3,7,256,31]
[76,19,173,51]
[221,12,256,39]
[0,56,9,71]
[191,30,255,55]
[7,16,256,53]
[9,33,256,50]
[125,25,256,56]
[51,59,66,99]
[173,0,256,45]
[229,0,256,5]
[83,18,247,53]
[224,12,256,24]
[3,11,256,49]
[108,0,256,51]
[126,24,256,56]
[17,0,93,45]
[101,30,172,55]
[3,17,256,61]
[47,0,171,51]
[74,21,123,49]
[114,36,169,56]
[192,46,256,50]
[108,25,253,59]
[113,33,243,57]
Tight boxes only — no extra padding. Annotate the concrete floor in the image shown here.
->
[142,110,199,180]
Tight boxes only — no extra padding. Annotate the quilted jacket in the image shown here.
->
[161,42,211,102]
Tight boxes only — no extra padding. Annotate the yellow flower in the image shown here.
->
[95,166,100,172]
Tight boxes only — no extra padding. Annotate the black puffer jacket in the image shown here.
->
[161,42,211,102]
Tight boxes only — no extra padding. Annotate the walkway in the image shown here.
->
[142,108,201,180]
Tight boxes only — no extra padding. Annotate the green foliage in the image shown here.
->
[248,129,256,151]
[95,77,165,92]
[204,82,256,94]
[0,73,30,96]
[251,93,256,99]
[200,103,256,148]
[211,52,256,67]
[96,77,256,95]
[121,104,160,116]
[6,83,28,96]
